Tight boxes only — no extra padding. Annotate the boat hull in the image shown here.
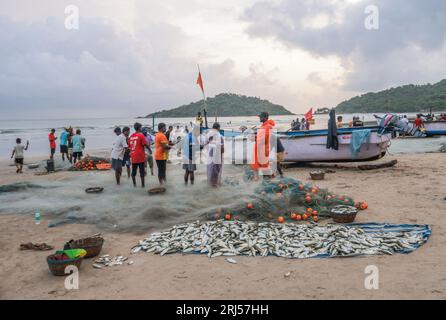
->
[224,128,392,163]
[423,121,446,136]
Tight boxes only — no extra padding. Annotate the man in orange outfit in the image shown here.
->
[251,112,276,178]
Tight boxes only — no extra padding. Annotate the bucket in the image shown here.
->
[46,160,55,172]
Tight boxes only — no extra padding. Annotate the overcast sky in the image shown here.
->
[0,0,445,119]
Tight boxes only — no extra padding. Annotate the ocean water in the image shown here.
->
[0,113,444,159]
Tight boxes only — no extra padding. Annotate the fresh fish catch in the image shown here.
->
[131,220,429,259]
[93,255,129,267]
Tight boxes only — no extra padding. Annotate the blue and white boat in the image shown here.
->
[222,126,393,163]
[415,121,446,137]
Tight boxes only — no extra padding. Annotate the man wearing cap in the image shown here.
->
[251,112,276,177]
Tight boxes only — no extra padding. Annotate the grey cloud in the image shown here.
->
[243,0,446,92]
[0,15,201,119]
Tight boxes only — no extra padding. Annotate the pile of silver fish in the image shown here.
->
[131,221,425,259]
[93,254,133,268]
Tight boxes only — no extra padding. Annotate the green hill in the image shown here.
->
[336,79,446,113]
[143,93,294,118]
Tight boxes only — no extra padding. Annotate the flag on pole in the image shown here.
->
[305,108,313,120]
[196,69,205,96]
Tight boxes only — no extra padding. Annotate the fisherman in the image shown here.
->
[348,117,355,128]
[291,119,301,131]
[121,127,131,179]
[11,138,29,174]
[353,116,364,127]
[72,129,85,164]
[129,122,148,188]
[300,118,307,131]
[336,116,344,128]
[414,114,424,129]
[59,128,69,162]
[154,123,171,185]
[170,126,181,143]
[251,112,276,178]
[273,133,285,177]
[165,125,174,142]
[401,115,410,126]
[111,127,128,185]
[204,122,224,187]
[170,125,183,157]
[196,112,204,127]
[182,125,199,185]
[67,127,74,163]
[142,127,154,176]
[48,129,57,160]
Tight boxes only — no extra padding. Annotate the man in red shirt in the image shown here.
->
[414,115,424,128]
[129,122,148,187]
[48,129,57,159]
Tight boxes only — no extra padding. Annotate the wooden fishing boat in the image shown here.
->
[223,126,393,163]
[416,120,446,137]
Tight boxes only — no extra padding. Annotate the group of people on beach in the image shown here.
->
[110,120,226,188]
[10,111,284,183]
[48,127,86,163]
[109,111,285,189]
[10,126,87,174]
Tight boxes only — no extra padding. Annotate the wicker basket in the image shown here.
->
[47,255,83,276]
[67,237,104,259]
[148,187,166,195]
[330,205,358,223]
[310,171,325,180]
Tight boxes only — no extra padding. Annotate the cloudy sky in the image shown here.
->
[0,0,445,119]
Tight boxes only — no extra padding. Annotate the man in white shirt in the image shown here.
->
[204,122,224,187]
[111,127,129,185]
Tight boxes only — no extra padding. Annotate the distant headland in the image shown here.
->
[140,93,294,118]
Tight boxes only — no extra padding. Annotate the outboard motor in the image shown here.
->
[378,114,399,137]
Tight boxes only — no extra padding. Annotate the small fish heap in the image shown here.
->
[93,254,133,268]
[131,220,425,259]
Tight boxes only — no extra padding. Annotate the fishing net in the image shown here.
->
[200,167,367,223]
[70,156,111,171]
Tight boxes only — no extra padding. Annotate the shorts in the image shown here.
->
[15,158,24,165]
[277,152,285,162]
[73,151,83,159]
[68,148,73,156]
[182,162,197,172]
[60,145,68,154]
[112,158,122,171]
[50,148,56,156]
[122,154,131,167]
[156,160,167,180]
[132,162,145,177]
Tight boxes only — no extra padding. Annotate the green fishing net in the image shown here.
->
[201,167,367,223]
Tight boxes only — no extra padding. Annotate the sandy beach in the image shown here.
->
[0,151,445,300]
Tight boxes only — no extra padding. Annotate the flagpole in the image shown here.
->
[197,64,208,128]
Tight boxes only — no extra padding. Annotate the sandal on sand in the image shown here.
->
[20,242,54,251]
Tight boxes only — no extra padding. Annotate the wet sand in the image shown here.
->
[0,152,445,299]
